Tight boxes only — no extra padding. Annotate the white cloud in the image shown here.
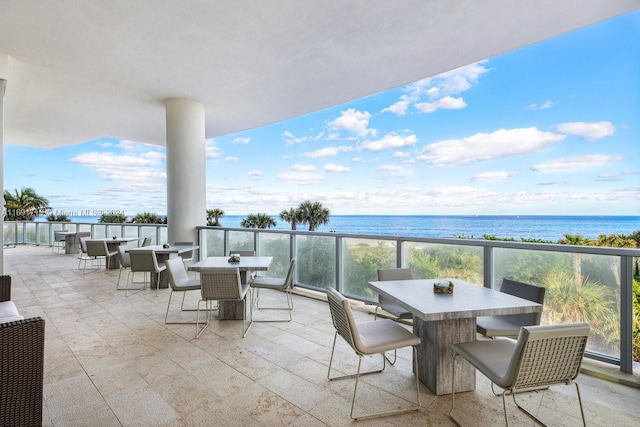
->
[223,156,239,162]
[303,145,352,158]
[416,127,565,166]
[248,170,262,177]
[381,96,410,116]
[532,154,624,172]
[415,96,467,113]
[278,171,324,183]
[324,163,349,172]
[376,165,403,172]
[329,108,376,137]
[70,152,157,168]
[556,121,615,140]
[470,171,516,181]
[232,137,250,144]
[393,151,411,158]
[205,141,222,159]
[526,100,554,110]
[361,133,418,152]
[291,164,317,172]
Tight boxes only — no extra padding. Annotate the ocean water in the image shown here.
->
[63,215,640,242]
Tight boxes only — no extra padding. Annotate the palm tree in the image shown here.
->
[206,208,225,226]
[130,212,164,224]
[3,187,50,220]
[99,213,128,223]
[279,207,303,230]
[240,213,276,229]
[298,200,330,231]
[47,214,70,222]
[557,234,592,287]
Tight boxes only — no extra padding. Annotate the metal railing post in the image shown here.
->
[619,255,634,374]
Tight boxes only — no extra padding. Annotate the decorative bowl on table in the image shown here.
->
[433,280,454,294]
[162,243,170,249]
[112,235,117,239]
[228,254,241,263]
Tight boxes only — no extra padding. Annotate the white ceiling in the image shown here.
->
[1,0,638,148]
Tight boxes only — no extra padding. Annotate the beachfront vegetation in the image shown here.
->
[298,200,330,231]
[206,208,224,226]
[3,187,49,221]
[130,212,164,224]
[47,213,70,222]
[241,213,276,229]
[98,212,128,223]
[279,207,303,230]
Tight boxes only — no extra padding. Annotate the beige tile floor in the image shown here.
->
[5,245,640,426]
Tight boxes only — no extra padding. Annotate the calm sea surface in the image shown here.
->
[63,215,640,242]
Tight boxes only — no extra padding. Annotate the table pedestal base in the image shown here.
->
[414,317,476,395]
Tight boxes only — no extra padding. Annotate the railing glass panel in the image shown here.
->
[258,232,290,277]
[343,237,396,300]
[295,234,335,291]
[494,247,621,361]
[228,230,254,254]
[405,241,484,284]
[202,228,225,257]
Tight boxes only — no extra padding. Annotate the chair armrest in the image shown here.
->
[0,316,45,427]
[0,275,11,302]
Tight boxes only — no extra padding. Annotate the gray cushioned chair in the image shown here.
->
[84,240,118,274]
[250,258,295,325]
[326,287,421,420]
[196,268,251,338]
[164,256,201,324]
[375,268,413,321]
[476,278,546,338]
[450,323,589,426]
[126,249,166,297]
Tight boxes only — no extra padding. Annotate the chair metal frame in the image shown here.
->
[164,256,201,324]
[450,323,590,426]
[196,267,251,338]
[116,245,131,290]
[249,258,295,326]
[125,249,166,297]
[326,287,421,420]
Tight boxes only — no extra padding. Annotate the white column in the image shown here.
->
[165,98,206,247]
[0,78,5,274]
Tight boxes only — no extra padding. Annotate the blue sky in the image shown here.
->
[5,10,639,217]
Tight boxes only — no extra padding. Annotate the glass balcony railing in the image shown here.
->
[2,221,638,375]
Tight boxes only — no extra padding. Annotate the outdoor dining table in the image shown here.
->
[127,244,199,288]
[368,278,542,395]
[188,256,273,320]
[55,230,91,255]
[89,237,143,269]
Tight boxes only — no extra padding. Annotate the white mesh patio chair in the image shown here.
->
[325,287,421,420]
[164,256,201,324]
[450,323,590,426]
[196,267,251,338]
[116,245,131,290]
[249,258,295,326]
[126,249,166,297]
[84,240,118,274]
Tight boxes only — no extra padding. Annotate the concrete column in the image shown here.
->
[165,98,206,247]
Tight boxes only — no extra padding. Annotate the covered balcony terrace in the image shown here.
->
[3,221,640,425]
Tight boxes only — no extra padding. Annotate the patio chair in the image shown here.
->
[476,278,546,338]
[126,249,166,297]
[164,256,201,324]
[52,230,67,253]
[0,275,45,427]
[84,240,118,274]
[77,236,94,271]
[326,287,421,420]
[196,268,251,338]
[450,323,590,426]
[249,258,295,325]
[375,268,413,321]
[116,245,131,290]
[174,241,195,265]
[141,237,151,247]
